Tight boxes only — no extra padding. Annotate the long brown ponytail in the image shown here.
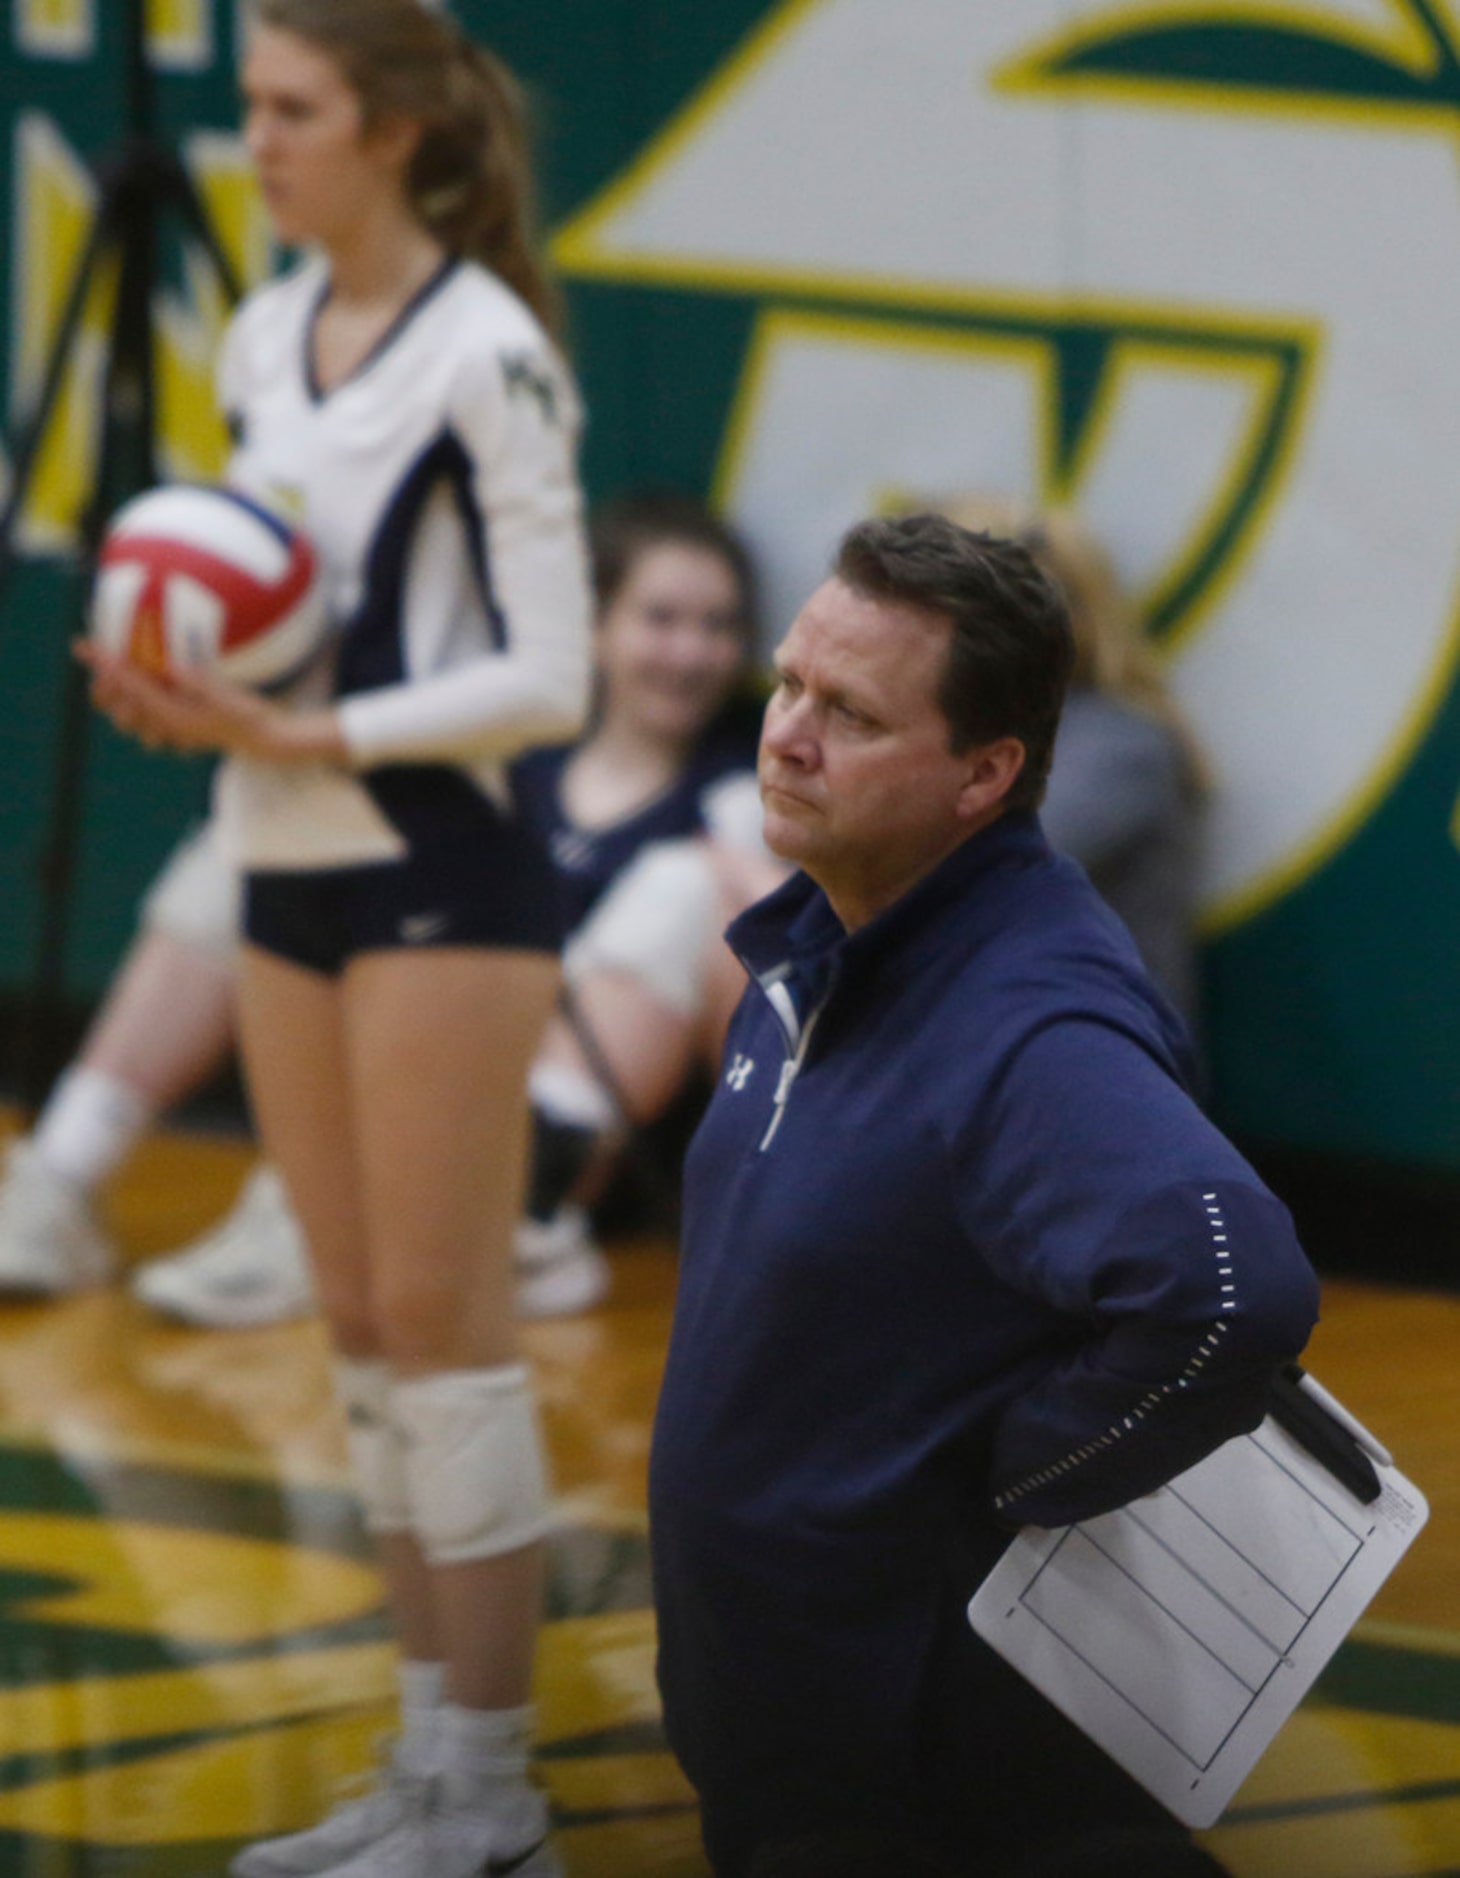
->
[249,0,561,335]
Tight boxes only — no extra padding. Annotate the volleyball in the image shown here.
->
[90,485,328,690]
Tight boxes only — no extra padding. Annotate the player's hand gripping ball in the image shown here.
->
[90,485,327,690]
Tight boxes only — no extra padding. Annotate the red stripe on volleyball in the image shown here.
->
[99,529,317,651]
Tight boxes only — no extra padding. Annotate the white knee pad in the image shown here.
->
[140,817,242,960]
[563,839,720,1018]
[393,1363,551,1564]
[334,1357,411,1534]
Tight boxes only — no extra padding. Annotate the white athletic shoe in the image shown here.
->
[229,1760,431,1878]
[321,1786,560,1878]
[0,1139,115,1295]
[132,1164,315,1329]
[514,1207,610,1319]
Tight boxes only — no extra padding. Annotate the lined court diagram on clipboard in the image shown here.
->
[967,1408,1428,1827]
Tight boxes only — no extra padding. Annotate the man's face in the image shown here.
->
[758,578,1021,928]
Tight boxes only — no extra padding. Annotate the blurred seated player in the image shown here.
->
[0,818,307,1325]
[932,496,1210,1030]
[0,492,782,1322]
[511,489,786,1308]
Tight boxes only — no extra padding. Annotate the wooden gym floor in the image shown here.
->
[0,1117,1457,1877]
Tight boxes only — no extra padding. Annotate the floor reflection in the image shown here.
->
[0,1183,697,1876]
[0,1124,1456,1875]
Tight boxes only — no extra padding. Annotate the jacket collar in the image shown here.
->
[729,812,1051,1016]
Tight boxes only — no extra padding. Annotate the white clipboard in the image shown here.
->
[966,1410,1427,1827]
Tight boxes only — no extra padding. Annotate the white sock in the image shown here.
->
[398,1657,446,1713]
[33,1068,151,1193]
[395,1658,446,1776]
[527,1060,619,1133]
[435,1701,534,1805]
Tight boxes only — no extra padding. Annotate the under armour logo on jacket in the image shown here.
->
[726,1055,755,1091]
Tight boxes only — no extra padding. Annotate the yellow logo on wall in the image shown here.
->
[15,0,209,64]
[145,0,212,72]
[15,0,93,58]
[556,0,1460,931]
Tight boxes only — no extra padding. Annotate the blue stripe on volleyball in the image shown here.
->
[213,485,296,547]
[146,481,297,548]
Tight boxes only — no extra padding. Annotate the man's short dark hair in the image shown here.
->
[834,512,1075,813]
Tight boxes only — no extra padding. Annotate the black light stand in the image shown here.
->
[0,0,242,1109]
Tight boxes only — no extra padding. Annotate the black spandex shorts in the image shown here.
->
[244,789,562,977]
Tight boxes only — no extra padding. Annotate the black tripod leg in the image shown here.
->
[16,170,161,1111]
[17,627,101,1114]
[0,5,246,1115]
[161,157,244,306]
[0,211,116,604]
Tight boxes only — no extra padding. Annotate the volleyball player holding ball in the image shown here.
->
[81,6,591,1875]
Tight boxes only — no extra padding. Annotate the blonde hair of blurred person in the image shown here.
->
[933,496,1207,782]
[930,495,1209,1028]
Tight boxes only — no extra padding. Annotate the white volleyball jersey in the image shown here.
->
[213,254,592,869]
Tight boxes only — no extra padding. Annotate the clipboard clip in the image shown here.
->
[1267,1363,1383,1504]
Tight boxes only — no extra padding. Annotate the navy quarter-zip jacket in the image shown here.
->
[650,810,1319,1871]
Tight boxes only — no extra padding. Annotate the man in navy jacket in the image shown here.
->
[649,513,1320,1877]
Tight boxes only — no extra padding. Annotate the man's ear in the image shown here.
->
[957,737,1026,822]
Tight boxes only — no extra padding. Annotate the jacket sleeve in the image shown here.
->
[951,1017,1320,1527]
[337,336,592,767]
